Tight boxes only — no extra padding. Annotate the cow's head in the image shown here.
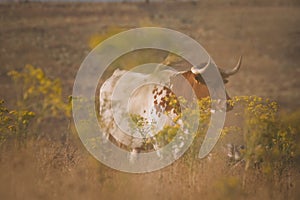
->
[169,56,242,111]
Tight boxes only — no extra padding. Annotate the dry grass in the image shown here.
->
[0,135,298,200]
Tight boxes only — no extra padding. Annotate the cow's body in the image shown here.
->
[99,56,242,159]
[99,68,181,149]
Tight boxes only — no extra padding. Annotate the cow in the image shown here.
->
[99,55,242,161]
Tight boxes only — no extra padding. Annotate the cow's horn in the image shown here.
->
[221,56,242,77]
[191,57,211,74]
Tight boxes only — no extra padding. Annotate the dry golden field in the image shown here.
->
[0,1,300,200]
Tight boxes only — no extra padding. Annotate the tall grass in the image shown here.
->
[1,64,299,199]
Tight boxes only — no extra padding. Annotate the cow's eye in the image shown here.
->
[195,75,205,83]
[223,79,229,84]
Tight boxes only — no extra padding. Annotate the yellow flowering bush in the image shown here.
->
[0,99,35,144]
[1,65,72,144]
[89,26,127,49]
[228,96,297,178]
[147,95,297,180]
[7,64,71,121]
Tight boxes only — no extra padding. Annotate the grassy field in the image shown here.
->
[0,1,299,199]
